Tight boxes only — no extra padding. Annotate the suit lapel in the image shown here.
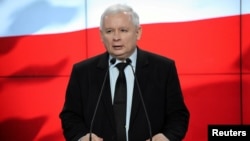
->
[96,53,116,130]
[102,75,116,130]
[129,49,150,129]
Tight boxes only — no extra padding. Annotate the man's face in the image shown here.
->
[100,12,142,60]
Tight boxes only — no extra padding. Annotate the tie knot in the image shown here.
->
[116,62,128,71]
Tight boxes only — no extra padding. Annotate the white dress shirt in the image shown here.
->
[109,48,137,140]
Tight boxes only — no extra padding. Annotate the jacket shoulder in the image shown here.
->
[73,52,108,69]
[139,49,175,65]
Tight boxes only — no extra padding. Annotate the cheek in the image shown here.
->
[131,36,140,44]
[102,36,110,44]
[124,34,135,42]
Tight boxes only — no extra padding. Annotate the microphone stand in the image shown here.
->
[89,58,116,141]
[126,58,152,141]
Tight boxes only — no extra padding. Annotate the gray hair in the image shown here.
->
[100,4,140,30]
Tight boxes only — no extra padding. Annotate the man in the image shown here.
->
[59,3,189,141]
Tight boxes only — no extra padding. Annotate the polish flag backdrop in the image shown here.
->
[0,0,250,140]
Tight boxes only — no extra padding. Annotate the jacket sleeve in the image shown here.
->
[59,65,88,141]
[163,61,190,141]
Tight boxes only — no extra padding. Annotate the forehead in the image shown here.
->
[103,12,133,27]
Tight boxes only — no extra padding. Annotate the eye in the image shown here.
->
[105,29,112,34]
[120,29,128,32]
[106,30,111,33]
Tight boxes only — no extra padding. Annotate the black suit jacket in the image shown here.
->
[59,48,189,141]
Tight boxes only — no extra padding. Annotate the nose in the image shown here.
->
[113,31,121,41]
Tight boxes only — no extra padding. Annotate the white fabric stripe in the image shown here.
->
[0,0,250,37]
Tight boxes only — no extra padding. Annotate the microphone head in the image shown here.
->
[126,58,132,64]
[110,58,131,65]
[110,58,116,64]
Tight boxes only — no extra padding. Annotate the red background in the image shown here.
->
[0,14,249,141]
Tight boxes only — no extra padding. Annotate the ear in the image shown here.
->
[99,30,104,42]
[136,26,142,40]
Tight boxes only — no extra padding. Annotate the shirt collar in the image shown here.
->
[109,48,137,67]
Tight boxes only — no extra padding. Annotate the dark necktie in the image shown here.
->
[113,62,128,141]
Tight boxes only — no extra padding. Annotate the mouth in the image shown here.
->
[112,45,123,49]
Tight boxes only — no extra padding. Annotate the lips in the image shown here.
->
[113,45,123,49]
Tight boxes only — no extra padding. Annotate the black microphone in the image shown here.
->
[126,58,152,141]
[89,58,116,141]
